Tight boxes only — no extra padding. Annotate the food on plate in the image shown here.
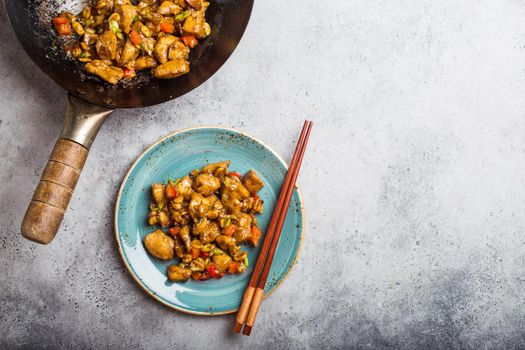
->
[51,0,211,84]
[143,229,175,260]
[143,161,265,282]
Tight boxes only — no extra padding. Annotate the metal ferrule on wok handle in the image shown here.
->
[21,95,113,244]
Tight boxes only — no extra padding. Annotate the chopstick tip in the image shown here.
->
[242,325,253,336]
[233,322,243,334]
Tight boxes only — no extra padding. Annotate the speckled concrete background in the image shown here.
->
[2,0,525,349]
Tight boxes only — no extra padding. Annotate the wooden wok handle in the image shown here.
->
[20,95,112,244]
[21,139,88,244]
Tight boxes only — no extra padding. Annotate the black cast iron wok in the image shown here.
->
[5,0,253,244]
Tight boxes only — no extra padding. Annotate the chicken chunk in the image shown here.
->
[182,10,208,38]
[158,1,182,15]
[188,192,216,219]
[176,175,193,200]
[215,235,236,251]
[85,60,123,84]
[116,3,137,33]
[185,0,203,10]
[117,40,139,68]
[167,265,191,282]
[202,161,230,174]
[193,173,220,196]
[203,194,218,207]
[179,225,192,252]
[144,229,175,260]
[220,176,251,213]
[234,213,252,243]
[151,183,166,209]
[153,59,190,79]
[134,55,158,70]
[212,254,232,272]
[226,176,250,197]
[168,40,190,61]
[200,220,220,244]
[154,35,178,64]
[173,235,184,258]
[241,170,264,194]
[95,30,117,60]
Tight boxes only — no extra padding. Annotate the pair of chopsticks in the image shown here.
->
[233,120,313,336]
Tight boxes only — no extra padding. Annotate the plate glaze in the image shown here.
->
[114,127,304,315]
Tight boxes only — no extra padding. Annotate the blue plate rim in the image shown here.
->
[113,125,306,316]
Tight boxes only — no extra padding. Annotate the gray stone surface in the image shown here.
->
[1,0,525,348]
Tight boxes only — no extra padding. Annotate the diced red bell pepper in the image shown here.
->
[228,262,238,274]
[181,35,198,48]
[160,22,175,33]
[123,68,136,79]
[52,16,71,36]
[168,227,181,236]
[165,183,179,199]
[129,30,142,45]
[249,225,262,246]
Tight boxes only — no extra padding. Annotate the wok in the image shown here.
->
[5,0,253,244]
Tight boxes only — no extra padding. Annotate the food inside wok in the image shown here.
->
[52,0,211,84]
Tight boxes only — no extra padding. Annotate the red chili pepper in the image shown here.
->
[200,271,210,280]
[229,171,242,179]
[218,272,225,279]
[207,264,219,278]
[200,251,209,258]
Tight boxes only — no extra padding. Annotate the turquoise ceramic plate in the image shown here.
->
[114,127,304,315]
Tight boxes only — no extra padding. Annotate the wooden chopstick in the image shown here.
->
[242,121,312,336]
[232,120,313,335]
[233,121,310,334]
